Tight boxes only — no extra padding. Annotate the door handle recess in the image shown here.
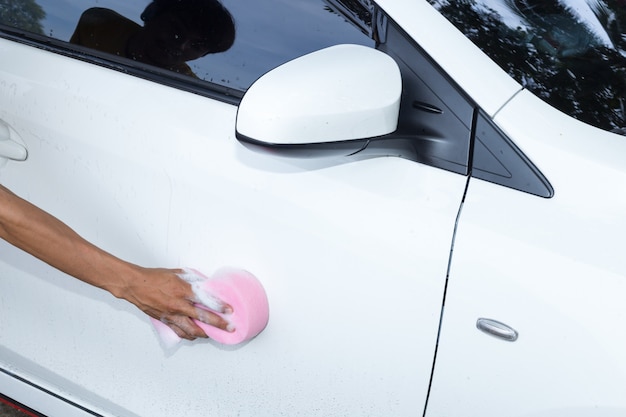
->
[0,121,28,161]
[476,318,518,342]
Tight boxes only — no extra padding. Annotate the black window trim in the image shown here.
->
[1,14,553,198]
[0,24,243,106]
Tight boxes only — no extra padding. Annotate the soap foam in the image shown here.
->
[151,267,269,348]
[178,267,226,313]
[192,267,270,345]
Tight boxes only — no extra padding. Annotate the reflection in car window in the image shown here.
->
[0,0,373,92]
[69,2,235,78]
[429,0,626,135]
[0,0,46,34]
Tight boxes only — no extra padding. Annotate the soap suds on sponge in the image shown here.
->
[152,267,270,349]
[178,267,227,313]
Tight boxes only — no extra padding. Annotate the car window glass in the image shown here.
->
[0,0,374,92]
[428,0,626,135]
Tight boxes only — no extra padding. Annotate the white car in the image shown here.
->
[1,0,625,416]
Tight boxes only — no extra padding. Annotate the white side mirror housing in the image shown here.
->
[235,44,401,157]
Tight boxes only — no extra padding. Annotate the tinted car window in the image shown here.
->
[429,0,626,135]
[0,0,373,92]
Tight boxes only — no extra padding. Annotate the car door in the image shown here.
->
[423,1,626,415]
[0,1,469,416]
[427,91,626,417]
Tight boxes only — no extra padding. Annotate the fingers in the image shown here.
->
[194,305,234,332]
[176,268,232,314]
[164,296,234,339]
[166,316,207,340]
[163,307,234,341]
[145,268,236,341]
[192,288,232,314]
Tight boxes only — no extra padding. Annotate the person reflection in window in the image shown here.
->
[70,0,235,77]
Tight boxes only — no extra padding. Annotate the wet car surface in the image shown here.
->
[1,1,626,416]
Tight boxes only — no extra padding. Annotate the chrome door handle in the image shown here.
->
[0,121,28,161]
[476,318,519,342]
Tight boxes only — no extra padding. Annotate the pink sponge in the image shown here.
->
[194,267,270,344]
[151,267,269,347]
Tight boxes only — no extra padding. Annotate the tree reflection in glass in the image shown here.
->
[429,0,626,134]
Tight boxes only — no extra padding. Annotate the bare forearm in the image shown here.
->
[0,184,135,294]
[0,184,232,339]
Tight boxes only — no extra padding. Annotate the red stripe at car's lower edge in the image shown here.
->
[0,394,47,417]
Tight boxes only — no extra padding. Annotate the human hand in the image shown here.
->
[118,267,233,340]
[0,184,232,340]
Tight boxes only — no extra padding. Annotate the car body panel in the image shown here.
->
[375,0,522,117]
[427,90,626,416]
[0,366,111,417]
[0,37,467,416]
[2,0,626,415]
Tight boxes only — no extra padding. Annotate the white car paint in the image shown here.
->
[375,0,523,117]
[1,0,626,415]
[236,44,401,143]
[428,90,626,416]
[0,35,466,416]
[0,369,104,417]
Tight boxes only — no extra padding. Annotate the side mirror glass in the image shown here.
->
[235,44,401,158]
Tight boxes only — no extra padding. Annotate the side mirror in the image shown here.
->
[235,44,402,158]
